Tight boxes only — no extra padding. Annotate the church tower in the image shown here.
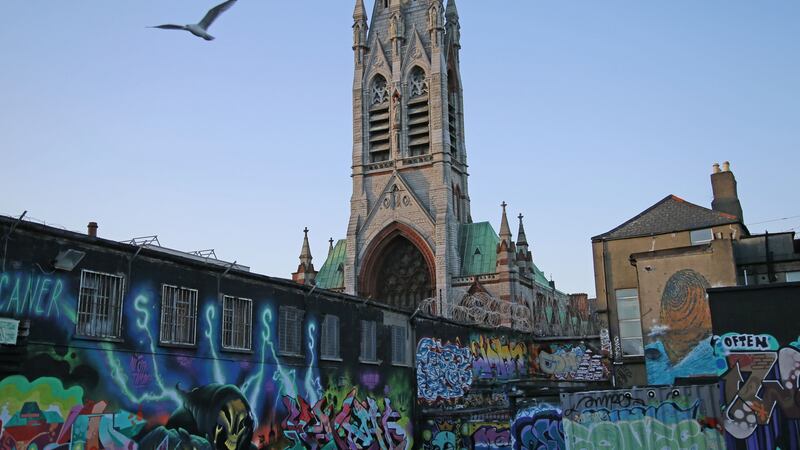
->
[344,0,469,314]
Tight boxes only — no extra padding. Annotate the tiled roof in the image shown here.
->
[592,195,741,241]
[315,239,346,290]
[459,222,499,276]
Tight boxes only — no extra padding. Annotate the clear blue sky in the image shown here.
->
[2,1,798,297]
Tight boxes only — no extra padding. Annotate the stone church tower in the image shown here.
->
[307,1,576,332]
[341,0,468,313]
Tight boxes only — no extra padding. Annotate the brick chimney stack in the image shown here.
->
[87,222,98,238]
[710,161,744,221]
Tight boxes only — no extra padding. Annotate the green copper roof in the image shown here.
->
[531,262,551,289]
[459,222,500,276]
[315,239,346,290]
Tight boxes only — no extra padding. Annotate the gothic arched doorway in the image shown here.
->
[359,224,435,311]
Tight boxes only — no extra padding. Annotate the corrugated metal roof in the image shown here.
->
[459,222,499,276]
[315,239,347,290]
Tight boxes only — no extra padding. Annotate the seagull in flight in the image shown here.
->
[150,0,238,41]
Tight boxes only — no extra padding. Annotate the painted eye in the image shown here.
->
[648,391,656,398]
[672,389,680,397]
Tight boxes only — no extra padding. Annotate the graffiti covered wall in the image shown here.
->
[710,284,800,449]
[0,222,414,450]
[414,325,611,411]
[643,269,718,385]
[560,385,726,450]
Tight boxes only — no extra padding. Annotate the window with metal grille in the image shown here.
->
[222,295,252,351]
[159,285,198,346]
[279,306,303,356]
[320,314,340,360]
[360,320,377,362]
[76,270,125,339]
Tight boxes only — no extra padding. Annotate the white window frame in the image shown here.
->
[221,295,253,351]
[360,320,378,363]
[320,314,340,360]
[615,288,644,357]
[279,306,303,356]
[76,270,125,339]
[690,228,713,245]
[159,285,198,346]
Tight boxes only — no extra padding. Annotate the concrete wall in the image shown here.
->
[634,239,737,384]
[592,224,745,387]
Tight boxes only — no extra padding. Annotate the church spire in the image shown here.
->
[292,227,317,285]
[516,214,533,276]
[499,201,512,243]
[445,0,459,19]
[516,213,528,246]
[496,201,517,274]
[352,0,368,66]
[353,0,367,20]
[445,0,461,50]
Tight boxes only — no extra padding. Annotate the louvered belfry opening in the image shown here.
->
[407,67,430,157]
[369,75,391,162]
[447,69,458,158]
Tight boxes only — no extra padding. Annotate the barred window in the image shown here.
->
[360,320,377,362]
[321,315,340,360]
[279,306,303,356]
[159,285,198,346]
[222,295,252,351]
[77,270,125,339]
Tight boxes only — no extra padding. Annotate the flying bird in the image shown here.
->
[150,0,238,41]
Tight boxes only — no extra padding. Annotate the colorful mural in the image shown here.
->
[416,337,474,403]
[0,270,414,450]
[645,269,717,385]
[530,343,608,382]
[713,332,800,449]
[419,418,512,450]
[471,335,527,380]
[510,405,565,450]
[561,385,725,450]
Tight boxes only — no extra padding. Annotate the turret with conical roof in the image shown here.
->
[292,227,317,285]
[496,202,517,274]
[516,213,533,276]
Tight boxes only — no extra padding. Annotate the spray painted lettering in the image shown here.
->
[416,337,473,402]
[0,272,64,319]
[281,389,408,450]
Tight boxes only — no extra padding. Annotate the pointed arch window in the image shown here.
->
[447,69,459,159]
[453,184,462,222]
[368,75,391,162]
[407,66,430,156]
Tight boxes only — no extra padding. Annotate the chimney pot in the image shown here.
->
[712,163,720,174]
[722,161,730,172]
[87,222,98,238]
